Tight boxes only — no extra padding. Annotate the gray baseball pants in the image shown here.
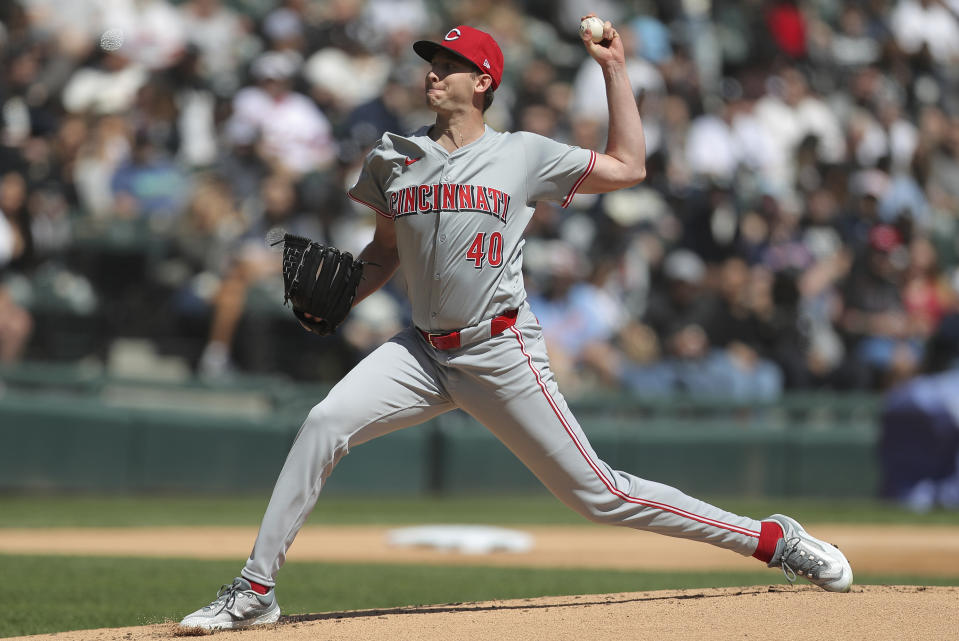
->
[242,303,762,586]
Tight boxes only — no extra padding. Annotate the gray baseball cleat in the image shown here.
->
[765,514,853,592]
[179,577,280,630]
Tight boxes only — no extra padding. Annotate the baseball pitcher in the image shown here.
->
[179,16,852,631]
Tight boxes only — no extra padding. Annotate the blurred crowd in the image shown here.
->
[2,0,959,398]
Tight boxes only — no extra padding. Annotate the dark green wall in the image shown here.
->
[0,388,880,498]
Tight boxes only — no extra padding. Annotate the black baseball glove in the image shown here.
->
[274,233,366,336]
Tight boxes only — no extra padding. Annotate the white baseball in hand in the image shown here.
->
[580,16,605,43]
[99,28,125,51]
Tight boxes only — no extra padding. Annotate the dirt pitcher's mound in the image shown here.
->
[9,585,955,641]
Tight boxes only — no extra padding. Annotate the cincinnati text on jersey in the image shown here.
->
[389,183,511,222]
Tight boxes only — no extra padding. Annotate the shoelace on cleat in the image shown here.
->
[209,581,242,615]
[777,537,828,584]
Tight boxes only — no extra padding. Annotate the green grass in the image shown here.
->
[3,554,957,638]
[1,493,957,528]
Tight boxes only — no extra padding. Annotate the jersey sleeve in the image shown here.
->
[347,141,394,219]
[520,132,596,208]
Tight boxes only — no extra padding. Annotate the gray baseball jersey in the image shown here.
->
[240,126,764,588]
[348,125,594,331]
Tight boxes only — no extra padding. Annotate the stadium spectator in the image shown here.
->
[625,249,717,393]
[526,240,625,393]
[0,172,32,268]
[197,170,321,378]
[700,257,785,393]
[60,43,149,115]
[109,130,189,223]
[302,37,391,121]
[105,0,188,71]
[167,173,247,318]
[214,120,271,207]
[829,5,883,70]
[839,223,923,389]
[683,89,773,187]
[178,0,255,94]
[764,0,808,61]
[917,110,959,218]
[753,66,845,194]
[360,0,432,51]
[73,115,133,220]
[226,50,337,177]
[0,209,33,364]
[901,233,959,336]
[889,0,959,68]
[339,68,423,166]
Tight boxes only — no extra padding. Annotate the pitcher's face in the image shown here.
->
[424,51,482,113]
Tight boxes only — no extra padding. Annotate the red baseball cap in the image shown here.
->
[414,25,504,89]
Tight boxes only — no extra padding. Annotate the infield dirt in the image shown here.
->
[6,585,956,641]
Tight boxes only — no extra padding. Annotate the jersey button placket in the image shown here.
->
[429,160,453,326]
[428,207,443,326]
[436,234,445,282]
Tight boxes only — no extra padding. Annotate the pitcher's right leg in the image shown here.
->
[242,329,453,586]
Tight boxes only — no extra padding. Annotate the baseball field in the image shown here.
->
[1,494,957,640]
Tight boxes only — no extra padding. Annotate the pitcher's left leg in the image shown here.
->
[452,312,762,556]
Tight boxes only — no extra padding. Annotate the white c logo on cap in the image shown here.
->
[444,28,461,41]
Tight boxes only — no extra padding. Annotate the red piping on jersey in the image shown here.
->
[507,324,761,540]
[348,192,393,219]
[561,150,596,209]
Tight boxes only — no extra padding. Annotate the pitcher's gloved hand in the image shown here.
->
[274,233,366,336]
